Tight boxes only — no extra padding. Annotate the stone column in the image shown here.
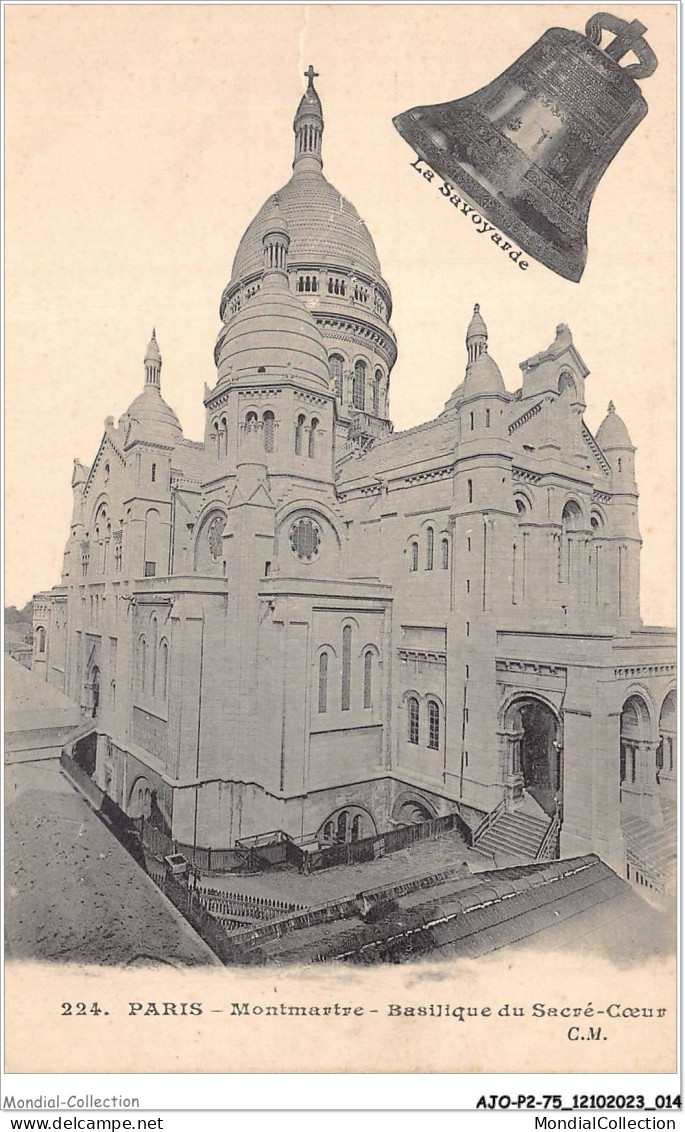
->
[620,739,663,823]
[499,723,524,809]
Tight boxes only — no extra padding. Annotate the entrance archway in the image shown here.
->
[657,691,676,784]
[318,806,377,845]
[397,800,434,825]
[619,693,652,796]
[505,698,562,817]
[90,666,100,718]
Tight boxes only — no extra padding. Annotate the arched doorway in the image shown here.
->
[657,691,676,789]
[506,698,562,817]
[318,806,377,845]
[89,665,100,718]
[397,800,433,825]
[619,694,651,796]
[129,777,153,820]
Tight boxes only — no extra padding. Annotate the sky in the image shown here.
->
[5,3,676,624]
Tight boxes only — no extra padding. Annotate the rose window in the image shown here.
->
[289,517,321,563]
[207,516,226,561]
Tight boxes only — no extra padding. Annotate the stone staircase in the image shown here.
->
[475,808,552,861]
[622,798,677,893]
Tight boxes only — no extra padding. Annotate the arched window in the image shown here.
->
[337,810,349,842]
[485,408,491,428]
[373,368,383,415]
[149,615,159,696]
[158,639,169,699]
[353,360,366,410]
[263,411,275,453]
[408,697,419,745]
[441,537,449,570]
[330,354,344,401]
[151,462,157,483]
[427,701,440,750]
[351,814,362,842]
[341,625,352,711]
[295,414,306,455]
[36,627,46,654]
[318,652,328,714]
[138,635,147,692]
[363,650,373,709]
[410,541,419,572]
[220,416,228,459]
[308,417,318,459]
[558,371,576,398]
[426,527,434,571]
[467,479,473,504]
[323,821,334,841]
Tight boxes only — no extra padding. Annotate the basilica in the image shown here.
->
[32,70,676,882]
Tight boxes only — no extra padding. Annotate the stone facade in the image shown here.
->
[33,71,675,877]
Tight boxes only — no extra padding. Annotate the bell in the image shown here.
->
[393,12,657,282]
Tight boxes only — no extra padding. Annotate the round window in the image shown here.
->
[290,517,321,563]
[207,515,226,560]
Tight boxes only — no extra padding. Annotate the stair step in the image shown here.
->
[493,816,548,836]
[498,815,549,834]
[475,806,552,861]
[478,830,544,855]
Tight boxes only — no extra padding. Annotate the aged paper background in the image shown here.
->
[4,3,677,1076]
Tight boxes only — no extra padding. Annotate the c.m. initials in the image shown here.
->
[567,1026,606,1041]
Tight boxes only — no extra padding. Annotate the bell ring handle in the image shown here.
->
[585,12,658,79]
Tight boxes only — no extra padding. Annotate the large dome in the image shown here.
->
[230,176,382,286]
[215,68,397,439]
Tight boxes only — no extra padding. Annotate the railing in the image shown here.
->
[348,411,391,441]
[195,886,306,921]
[625,846,665,893]
[222,862,469,955]
[534,812,561,861]
[139,822,254,874]
[140,812,472,879]
[471,798,507,847]
[304,810,472,873]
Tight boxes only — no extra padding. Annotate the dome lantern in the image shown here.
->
[261,201,290,292]
[463,304,506,397]
[144,328,161,387]
[293,65,324,175]
[466,303,488,364]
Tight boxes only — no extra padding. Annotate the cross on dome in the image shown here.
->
[293,65,324,173]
